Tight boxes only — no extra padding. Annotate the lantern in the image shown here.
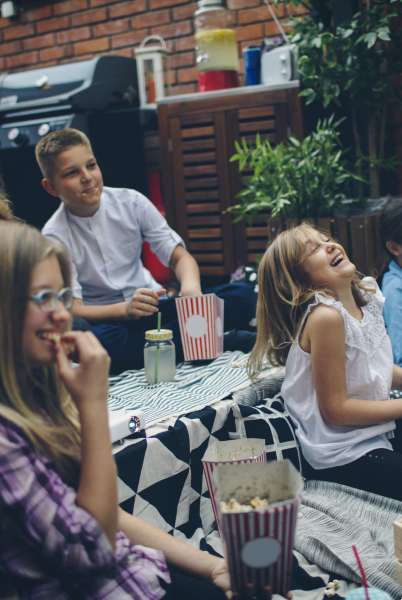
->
[135,35,169,108]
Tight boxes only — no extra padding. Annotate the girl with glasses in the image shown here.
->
[249,223,402,501]
[0,222,230,599]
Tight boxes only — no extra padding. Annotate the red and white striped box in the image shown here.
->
[202,438,266,535]
[215,460,303,598]
[175,293,224,361]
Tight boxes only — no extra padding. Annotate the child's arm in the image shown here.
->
[73,288,167,321]
[170,244,202,297]
[117,508,231,594]
[307,305,402,426]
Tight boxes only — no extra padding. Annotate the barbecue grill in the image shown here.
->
[0,55,147,228]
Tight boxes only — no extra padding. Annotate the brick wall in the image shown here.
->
[0,0,299,93]
[0,0,400,193]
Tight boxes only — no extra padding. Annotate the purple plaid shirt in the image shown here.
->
[0,416,170,599]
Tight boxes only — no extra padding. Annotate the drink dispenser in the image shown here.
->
[194,0,239,92]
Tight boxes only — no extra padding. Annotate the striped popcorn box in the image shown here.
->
[175,293,224,361]
[202,438,266,535]
[215,460,303,598]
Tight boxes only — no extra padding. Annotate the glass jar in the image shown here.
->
[194,0,239,91]
[144,329,176,384]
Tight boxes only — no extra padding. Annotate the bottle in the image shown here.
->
[194,0,239,92]
[144,329,176,384]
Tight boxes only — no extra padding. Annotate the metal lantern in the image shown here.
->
[135,35,169,108]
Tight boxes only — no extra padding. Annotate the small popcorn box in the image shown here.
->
[393,517,402,562]
[175,293,224,361]
[214,460,303,598]
[202,438,266,535]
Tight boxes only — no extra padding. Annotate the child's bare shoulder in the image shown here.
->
[307,302,343,329]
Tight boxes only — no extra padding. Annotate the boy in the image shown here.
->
[37,128,256,373]
[380,203,402,367]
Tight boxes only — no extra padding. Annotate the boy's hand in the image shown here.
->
[126,288,166,319]
[180,283,202,297]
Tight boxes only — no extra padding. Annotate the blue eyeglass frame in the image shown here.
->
[29,287,73,312]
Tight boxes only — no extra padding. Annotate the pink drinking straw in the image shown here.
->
[352,545,370,600]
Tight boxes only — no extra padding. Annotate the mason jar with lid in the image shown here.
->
[194,0,239,91]
[144,329,176,384]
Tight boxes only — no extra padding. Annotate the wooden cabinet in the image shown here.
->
[157,83,303,278]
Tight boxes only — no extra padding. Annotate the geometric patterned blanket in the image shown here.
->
[115,400,358,600]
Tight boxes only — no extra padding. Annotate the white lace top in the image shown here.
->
[281,279,395,470]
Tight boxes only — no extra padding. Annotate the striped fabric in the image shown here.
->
[108,351,250,426]
[296,480,402,598]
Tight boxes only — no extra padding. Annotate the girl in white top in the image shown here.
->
[249,223,402,500]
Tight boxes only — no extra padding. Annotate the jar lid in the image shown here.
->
[196,0,225,14]
[145,328,173,341]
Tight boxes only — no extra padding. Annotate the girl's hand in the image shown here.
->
[54,331,110,410]
[210,558,232,597]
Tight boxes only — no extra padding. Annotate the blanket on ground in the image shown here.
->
[297,480,402,599]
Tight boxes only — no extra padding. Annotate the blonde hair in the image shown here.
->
[0,222,80,484]
[0,192,14,221]
[35,127,93,179]
[248,223,367,378]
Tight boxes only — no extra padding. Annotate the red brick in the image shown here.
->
[170,82,197,95]
[0,56,6,69]
[173,3,196,21]
[109,1,146,18]
[3,23,34,41]
[133,9,170,29]
[177,66,197,83]
[150,0,188,7]
[56,26,91,43]
[71,8,107,26]
[39,45,72,62]
[174,34,195,52]
[108,47,134,58]
[90,0,121,5]
[0,18,9,29]
[73,36,109,55]
[23,33,56,51]
[0,39,21,56]
[287,4,308,16]
[264,19,287,37]
[54,0,89,15]
[152,20,192,40]
[239,6,276,25]
[111,29,148,48]
[228,0,260,8]
[235,22,263,42]
[23,5,53,21]
[170,50,194,69]
[111,29,147,49]
[5,51,38,69]
[92,18,129,37]
[36,16,71,34]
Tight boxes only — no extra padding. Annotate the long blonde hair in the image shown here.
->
[248,223,367,378]
[0,222,80,484]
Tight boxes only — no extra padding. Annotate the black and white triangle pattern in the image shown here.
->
[115,401,353,599]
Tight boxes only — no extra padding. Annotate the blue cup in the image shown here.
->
[243,46,261,85]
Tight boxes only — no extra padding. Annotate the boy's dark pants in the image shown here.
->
[84,281,256,375]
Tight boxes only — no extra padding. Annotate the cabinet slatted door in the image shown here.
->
[158,85,303,277]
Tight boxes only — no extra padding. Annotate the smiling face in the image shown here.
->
[22,255,71,366]
[42,144,103,217]
[301,230,356,292]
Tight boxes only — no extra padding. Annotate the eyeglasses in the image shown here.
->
[29,287,73,312]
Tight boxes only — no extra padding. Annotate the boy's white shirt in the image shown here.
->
[42,186,184,305]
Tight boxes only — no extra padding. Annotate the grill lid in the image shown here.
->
[0,55,139,113]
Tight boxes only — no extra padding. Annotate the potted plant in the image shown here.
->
[272,0,402,199]
[230,0,402,275]
[229,117,359,222]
